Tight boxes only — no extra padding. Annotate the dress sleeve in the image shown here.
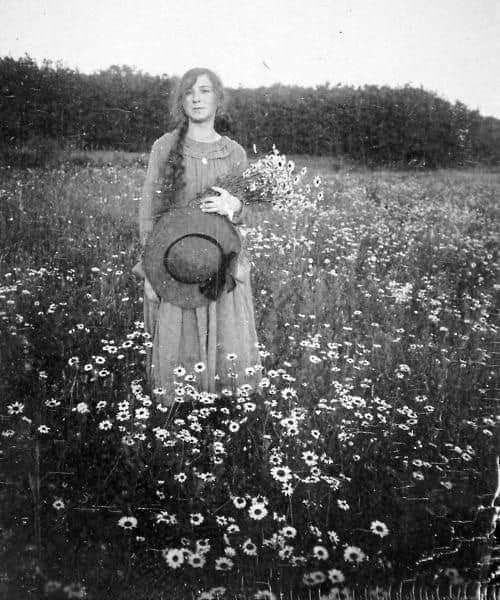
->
[230,143,249,226]
[139,135,172,247]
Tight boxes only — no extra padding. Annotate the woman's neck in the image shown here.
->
[186,121,221,142]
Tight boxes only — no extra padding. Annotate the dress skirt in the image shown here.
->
[143,250,262,402]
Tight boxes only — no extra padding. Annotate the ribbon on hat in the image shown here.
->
[199,250,238,301]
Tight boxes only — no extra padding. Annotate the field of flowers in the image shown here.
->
[0,157,498,600]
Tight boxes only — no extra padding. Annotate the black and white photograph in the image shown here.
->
[0,0,499,598]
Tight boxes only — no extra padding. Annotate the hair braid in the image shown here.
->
[170,118,189,203]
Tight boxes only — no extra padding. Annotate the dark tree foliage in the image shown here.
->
[1,55,499,167]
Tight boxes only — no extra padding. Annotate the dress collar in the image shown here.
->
[183,135,232,159]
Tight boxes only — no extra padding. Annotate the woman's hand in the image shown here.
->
[144,278,160,303]
[200,186,242,221]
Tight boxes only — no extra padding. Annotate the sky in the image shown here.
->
[2,0,499,118]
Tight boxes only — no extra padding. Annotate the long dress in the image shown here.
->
[138,130,262,402]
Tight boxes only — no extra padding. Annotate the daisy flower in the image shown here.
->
[278,545,294,560]
[232,496,246,509]
[118,516,137,529]
[337,499,350,510]
[190,513,204,526]
[187,552,206,568]
[280,525,297,538]
[343,545,366,563]
[155,511,177,525]
[134,407,149,420]
[302,450,318,466]
[162,548,184,569]
[242,538,258,556]
[327,530,339,544]
[7,402,24,415]
[370,520,389,537]
[194,362,206,373]
[248,504,268,520]
[312,545,329,560]
[303,571,326,586]
[281,387,297,399]
[45,398,61,408]
[270,465,292,483]
[196,538,211,554]
[327,568,345,583]
[214,556,234,571]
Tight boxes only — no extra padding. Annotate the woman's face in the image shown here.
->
[182,73,220,123]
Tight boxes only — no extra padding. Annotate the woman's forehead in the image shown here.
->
[192,74,213,88]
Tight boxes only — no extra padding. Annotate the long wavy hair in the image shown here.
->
[163,68,226,204]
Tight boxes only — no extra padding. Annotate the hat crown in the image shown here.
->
[164,234,223,284]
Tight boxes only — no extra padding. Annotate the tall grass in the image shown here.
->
[0,157,498,600]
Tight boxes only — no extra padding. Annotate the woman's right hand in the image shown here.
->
[144,278,160,303]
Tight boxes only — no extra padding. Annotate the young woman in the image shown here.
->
[137,67,262,402]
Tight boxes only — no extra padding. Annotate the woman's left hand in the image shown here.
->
[200,186,242,221]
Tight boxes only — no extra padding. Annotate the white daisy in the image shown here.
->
[190,513,204,526]
[327,568,345,583]
[343,545,366,563]
[187,552,206,568]
[370,520,389,537]
[162,548,184,569]
[117,516,137,529]
[214,556,234,571]
[312,545,329,560]
[242,538,258,555]
[248,504,268,520]
[280,525,297,538]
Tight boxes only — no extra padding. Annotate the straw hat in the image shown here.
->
[142,206,241,308]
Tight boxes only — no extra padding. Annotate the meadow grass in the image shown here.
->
[0,156,498,600]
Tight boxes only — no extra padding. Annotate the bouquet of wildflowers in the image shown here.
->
[194,145,324,213]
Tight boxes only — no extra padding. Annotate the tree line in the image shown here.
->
[1,55,499,167]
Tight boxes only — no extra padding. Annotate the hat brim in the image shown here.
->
[143,207,241,309]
